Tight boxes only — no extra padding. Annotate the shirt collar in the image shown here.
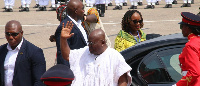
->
[7,38,24,51]
[67,15,82,26]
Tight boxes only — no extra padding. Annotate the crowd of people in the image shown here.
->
[85,0,195,10]
[1,0,200,86]
[3,0,59,12]
[2,0,196,13]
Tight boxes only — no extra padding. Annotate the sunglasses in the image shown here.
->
[5,31,22,37]
[132,19,143,24]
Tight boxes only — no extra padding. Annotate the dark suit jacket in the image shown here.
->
[55,16,87,66]
[0,39,46,86]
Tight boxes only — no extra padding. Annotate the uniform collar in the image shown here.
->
[187,33,198,41]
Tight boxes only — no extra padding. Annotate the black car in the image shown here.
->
[120,33,188,86]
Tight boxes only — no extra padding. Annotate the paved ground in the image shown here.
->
[0,0,199,69]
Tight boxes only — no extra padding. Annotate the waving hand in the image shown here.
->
[60,21,74,39]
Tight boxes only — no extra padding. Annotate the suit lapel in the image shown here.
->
[0,44,8,85]
[74,24,87,45]
[66,16,87,45]
[13,39,27,78]
[0,44,8,67]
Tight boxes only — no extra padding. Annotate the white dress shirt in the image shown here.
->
[67,15,88,44]
[4,38,23,86]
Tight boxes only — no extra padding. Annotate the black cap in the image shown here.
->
[41,64,74,86]
[179,12,200,26]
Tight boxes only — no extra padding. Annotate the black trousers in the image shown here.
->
[96,4,105,16]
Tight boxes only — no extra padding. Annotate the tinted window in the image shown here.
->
[138,45,183,84]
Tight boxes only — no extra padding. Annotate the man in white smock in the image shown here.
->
[60,22,132,86]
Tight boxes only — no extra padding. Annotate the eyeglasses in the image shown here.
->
[87,40,103,46]
[87,41,97,46]
[132,19,143,24]
[5,31,22,37]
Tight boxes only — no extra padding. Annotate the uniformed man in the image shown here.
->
[41,64,74,86]
[138,0,143,6]
[49,0,57,11]
[113,0,123,10]
[19,0,32,12]
[3,0,15,12]
[108,0,113,6]
[36,0,49,11]
[172,0,177,4]
[155,0,160,5]
[181,0,191,7]
[95,0,106,17]
[144,0,156,9]
[128,0,139,9]
[33,0,40,8]
[85,0,95,7]
[174,12,200,86]
[163,0,173,8]
[123,0,127,6]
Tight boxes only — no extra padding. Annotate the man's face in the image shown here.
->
[5,26,23,49]
[88,36,103,55]
[76,3,85,20]
[180,24,191,37]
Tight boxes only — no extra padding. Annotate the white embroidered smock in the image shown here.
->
[69,46,132,86]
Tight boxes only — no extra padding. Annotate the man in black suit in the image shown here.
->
[55,0,88,66]
[0,20,46,86]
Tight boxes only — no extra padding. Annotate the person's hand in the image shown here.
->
[49,35,56,42]
[61,21,74,39]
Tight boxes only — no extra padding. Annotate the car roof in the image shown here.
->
[120,33,188,61]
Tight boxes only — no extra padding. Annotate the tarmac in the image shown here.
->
[0,0,199,69]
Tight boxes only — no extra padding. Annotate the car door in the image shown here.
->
[137,45,184,86]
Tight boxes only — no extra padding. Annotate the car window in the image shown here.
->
[138,45,183,84]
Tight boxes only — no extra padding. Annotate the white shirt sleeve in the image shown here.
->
[69,46,88,66]
[114,51,132,86]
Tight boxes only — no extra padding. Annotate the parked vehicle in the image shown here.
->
[121,33,188,86]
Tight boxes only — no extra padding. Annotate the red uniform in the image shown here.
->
[177,33,200,86]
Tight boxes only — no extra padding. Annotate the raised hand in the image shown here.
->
[60,21,74,39]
